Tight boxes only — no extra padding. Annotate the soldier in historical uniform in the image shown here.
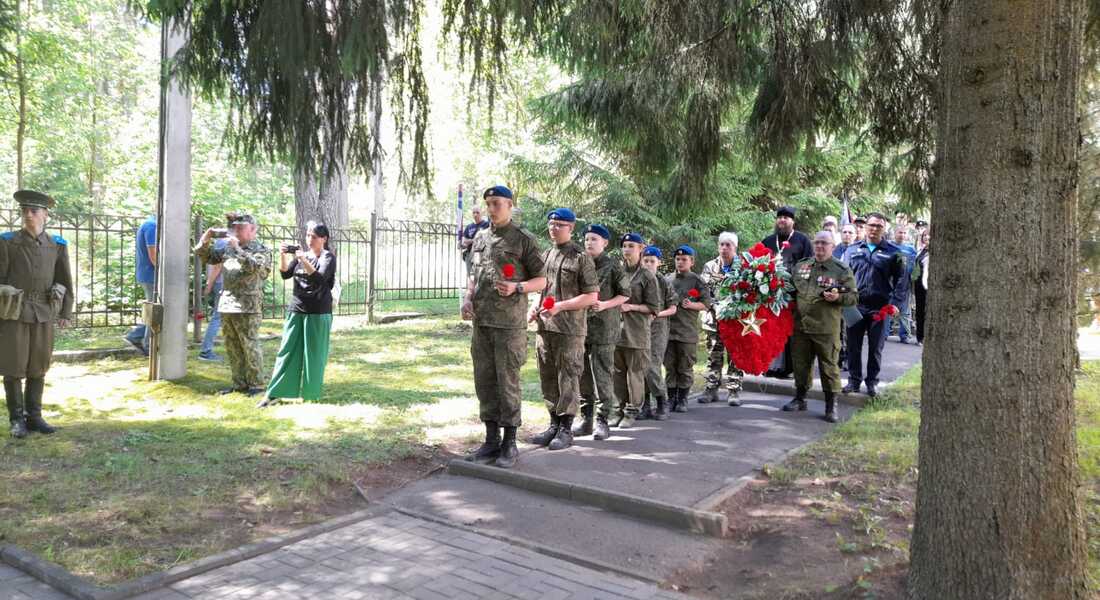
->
[0,190,74,438]
[462,186,546,468]
[612,233,660,429]
[664,245,710,412]
[700,232,744,406]
[573,224,630,441]
[785,232,858,422]
[640,246,677,420]
[528,208,598,451]
[195,213,271,396]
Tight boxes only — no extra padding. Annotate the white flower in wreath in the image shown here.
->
[759,284,769,294]
[754,271,763,281]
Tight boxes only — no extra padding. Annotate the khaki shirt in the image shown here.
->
[538,241,599,337]
[617,262,660,350]
[197,239,271,314]
[791,257,858,334]
[667,271,710,343]
[652,273,678,336]
[585,252,631,345]
[700,256,737,331]
[470,220,546,329]
[0,229,74,323]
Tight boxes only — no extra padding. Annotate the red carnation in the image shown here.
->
[738,280,751,290]
[748,243,772,258]
[769,278,779,290]
[746,292,758,304]
[542,296,556,310]
[756,263,767,272]
[688,288,700,299]
[768,261,776,273]
[781,241,791,250]
[502,263,516,279]
[741,257,750,268]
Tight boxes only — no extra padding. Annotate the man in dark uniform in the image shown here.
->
[761,206,813,378]
[843,212,908,397]
[460,206,489,276]
[528,208,598,451]
[462,186,546,468]
[641,245,676,420]
[1,190,74,438]
[573,224,630,440]
[613,233,660,429]
[665,245,710,412]
[785,232,858,422]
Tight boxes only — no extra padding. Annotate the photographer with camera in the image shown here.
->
[257,221,337,408]
[195,213,271,396]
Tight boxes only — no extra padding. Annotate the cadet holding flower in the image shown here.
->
[664,245,710,412]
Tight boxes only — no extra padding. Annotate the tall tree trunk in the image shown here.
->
[293,155,348,241]
[15,0,26,191]
[908,2,1088,599]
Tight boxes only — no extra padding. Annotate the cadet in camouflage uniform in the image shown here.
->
[462,186,547,469]
[528,208,599,451]
[612,233,661,429]
[573,224,630,441]
[665,245,710,412]
[640,246,677,421]
[701,232,744,405]
[195,213,271,396]
[0,190,74,438]
[784,232,858,422]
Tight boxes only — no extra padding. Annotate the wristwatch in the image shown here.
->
[516,282,525,294]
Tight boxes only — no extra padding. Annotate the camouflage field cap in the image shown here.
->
[13,190,55,210]
[228,213,257,226]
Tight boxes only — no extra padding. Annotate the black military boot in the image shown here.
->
[727,388,742,407]
[496,427,519,468]
[549,415,574,451]
[823,392,839,423]
[842,380,861,394]
[674,388,690,413]
[5,377,27,439]
[530,411,560,446]
[865,381,878,397]
[466,421,501,463]
[665,386,678,413]
[572,405,594,436]
[23,378,55,434]
[638,393,653,420]
[654,395,669,421]
[782,391,808,412]
[593,415,611,440]
[699,387,718,404]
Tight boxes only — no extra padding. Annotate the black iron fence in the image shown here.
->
[2,209,464,327]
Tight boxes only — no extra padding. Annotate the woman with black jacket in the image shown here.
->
[259,221,337,407]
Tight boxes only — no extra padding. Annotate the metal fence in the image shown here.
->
[2,208,464,327]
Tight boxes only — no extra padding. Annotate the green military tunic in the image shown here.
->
[197,238,272,390]
[645,273,678,404]
[469,220,546,427]
[0,229,74,379]
[700,257,742,392]
[790,256,858,394]
[613,262,660,416]
[536,241,598,417]
[664,271,710,389]
[580,252,631,419]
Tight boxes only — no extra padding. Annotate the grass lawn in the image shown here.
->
[1,315,548,585]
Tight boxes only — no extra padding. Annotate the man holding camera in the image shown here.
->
[195,213,271,395]
[1,190,74,438]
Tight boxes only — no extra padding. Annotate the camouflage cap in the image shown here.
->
[228,213,257,226]
[13,190,55,210]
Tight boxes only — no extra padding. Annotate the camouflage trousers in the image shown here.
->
[704,330,742,392]
[579,342,616,419]
[222,312,265,390]
[536,331,585,417]
[613,346,648,416]
[472,325,527,427]
[645,321,670,401]
[663,340,697,389]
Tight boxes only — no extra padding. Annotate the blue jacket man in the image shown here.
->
[842,212,908,397]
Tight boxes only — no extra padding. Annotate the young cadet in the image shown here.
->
[528,208,599,451]
[612,233,661,429]
[640,246,677,420]
[664,245,710,412]
[574,224,630,441]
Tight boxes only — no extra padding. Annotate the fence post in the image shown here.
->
[368,211,377,324]
[192,214,203,343]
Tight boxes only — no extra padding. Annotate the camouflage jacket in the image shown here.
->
[196,239,271,314]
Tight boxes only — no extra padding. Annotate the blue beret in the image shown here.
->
[547,208,576,222]
[674,245,695,256]
[620,232,644,245]
[642,245,662,258]
[584,224,610,240]
[483,185,513,200]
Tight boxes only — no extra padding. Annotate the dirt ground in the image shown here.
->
[665,474,913,600]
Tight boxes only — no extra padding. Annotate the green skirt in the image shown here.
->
[266,312,332,401]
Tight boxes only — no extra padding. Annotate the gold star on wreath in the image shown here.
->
[739,313,766,336]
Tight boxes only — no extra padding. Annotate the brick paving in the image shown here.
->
[0,511,692,600]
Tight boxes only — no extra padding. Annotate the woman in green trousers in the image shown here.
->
[259,221,336,407]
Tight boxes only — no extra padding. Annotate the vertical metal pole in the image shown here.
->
[368,211,377,323]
